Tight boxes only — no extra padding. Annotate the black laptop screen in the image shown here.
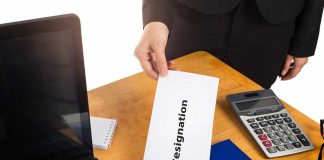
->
[0,15,94,160]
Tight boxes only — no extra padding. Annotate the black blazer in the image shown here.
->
[177,0,307,24]
[142,0,324,57]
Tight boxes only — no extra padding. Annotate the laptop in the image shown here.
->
[0,14,98,160]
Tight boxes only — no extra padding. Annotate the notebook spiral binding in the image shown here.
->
[106,120,117,148]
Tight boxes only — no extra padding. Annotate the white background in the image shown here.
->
[0,0,323,122]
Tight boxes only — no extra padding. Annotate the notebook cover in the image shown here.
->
[90,116,117,150]
[210,139,251,160]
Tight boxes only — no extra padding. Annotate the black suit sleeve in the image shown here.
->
[142,0,172,30]
[288,0,324,57]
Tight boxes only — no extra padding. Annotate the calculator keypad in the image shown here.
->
[256,117,264,121]
[288,123,297,128]
[296,134,310,146]
[254,129,263,134]
[246,113,312,156]
[292,128,301,134]
[272,114,279,118]
[277,145,286,151]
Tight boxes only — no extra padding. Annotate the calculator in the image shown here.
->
[226,89,314,158]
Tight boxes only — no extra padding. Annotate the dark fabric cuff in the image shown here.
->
[142,2,172,30]
[288,39,318,57]
[288,24,321,57]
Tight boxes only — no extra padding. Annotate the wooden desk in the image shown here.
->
[89,51,322,160]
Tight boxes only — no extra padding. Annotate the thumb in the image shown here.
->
[152,42,168,77]
[281,55,293,76]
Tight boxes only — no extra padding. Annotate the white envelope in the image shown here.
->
[144,71,219,160]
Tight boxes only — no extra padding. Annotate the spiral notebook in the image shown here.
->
[90,116,117,150]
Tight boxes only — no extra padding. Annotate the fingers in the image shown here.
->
[167,60,179,71]
[135,47,159,79]
[141,60,159,79]
[281,66,301,80]
[168,60,175,65]
[135,48,177,79]
[134,22,170,79]
[151,42,168,77]
[149,53,178,74]
[281,56,308,81]
[281,55,293,76]
[135,44,168,79]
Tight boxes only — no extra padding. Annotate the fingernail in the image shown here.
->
[160,70,167,77]
[281,71,286,76]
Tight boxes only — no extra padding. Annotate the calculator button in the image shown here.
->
[267,133,277,139]
[288,135,298,142]
[250,123,259,129]
[276,145,286,151]
[256,117,264,121]
[279,124,288,130]
[263,127,272,133]
[283,117,292,123]
[272,114,279,118]
[258,134,268,141]
[247,118,255,123]
[284,130,293,136]
[296,134,310,146]
[267,120,276,125]
[259,121,268,127]
[293,142,302,148]
[272,139,281,145]
[292,128,301,134]
[275,131,285,137]
[271,125,280,131]
[254,129,264,134]
[280,113,288,117]
[284,143,294,150]
[275,119,284,124]
[287,123,297,128]
[266,147,277,153]
[264,115,272,120]
[280,137,290,143]
[263,140,272,147]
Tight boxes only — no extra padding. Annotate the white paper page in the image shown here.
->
[90,117,117,150]
[144,71,219,160]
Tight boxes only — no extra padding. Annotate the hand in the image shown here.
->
[280,54,308,80]
[134,22,177,79]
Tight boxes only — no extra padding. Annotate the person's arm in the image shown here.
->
[135,0,175,79]
[142,0,172,30]
[281,0,324,80]
[288,0,324,57]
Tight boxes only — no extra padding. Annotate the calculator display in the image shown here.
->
[235,97,279,111]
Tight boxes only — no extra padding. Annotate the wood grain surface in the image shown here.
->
[89,51,322,160]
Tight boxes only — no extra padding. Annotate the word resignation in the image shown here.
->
[173,100,188,160]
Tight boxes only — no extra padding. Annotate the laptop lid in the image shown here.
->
[0,14,95,160]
